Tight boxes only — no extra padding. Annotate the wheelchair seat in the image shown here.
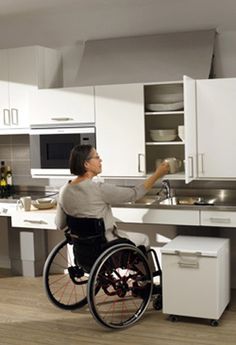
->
[67,215,107,272]
[67,215,135,272]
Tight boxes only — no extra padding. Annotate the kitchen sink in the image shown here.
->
[125,196,158,205]
[159,196,217,206]
[135,196,158,204]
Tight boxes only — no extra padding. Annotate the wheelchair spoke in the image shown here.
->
[88,244,153,329]
[43,239,89,310]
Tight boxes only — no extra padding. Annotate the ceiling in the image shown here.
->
[0,0,236,48]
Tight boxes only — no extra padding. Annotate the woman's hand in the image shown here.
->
[156,161,170,177]
[144,161,170,190]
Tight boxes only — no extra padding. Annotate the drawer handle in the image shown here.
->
[24,219,48,224]
[175,250,201,269]
[209,217,231,224]
[178,262,199,269]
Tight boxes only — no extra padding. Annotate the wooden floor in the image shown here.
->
[0,270,236,345]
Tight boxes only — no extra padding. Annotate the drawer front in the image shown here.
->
[11,211,56,230]
[162,253,220,318]
[200,211,236,227]
[112,208,200,225]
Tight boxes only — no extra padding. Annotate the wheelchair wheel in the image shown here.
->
[43,238,88,310]
[87,244,153,329]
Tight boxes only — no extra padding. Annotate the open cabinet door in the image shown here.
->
[184,75,197,183]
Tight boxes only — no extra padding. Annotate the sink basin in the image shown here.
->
[135,196,158,205]
[159,196,216,206]
[125,196,157,205]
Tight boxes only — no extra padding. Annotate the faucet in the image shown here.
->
[161,179,171,199]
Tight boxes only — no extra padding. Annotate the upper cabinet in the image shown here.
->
[196,78,236,179]
[29,86,95,127]
[144,77,198,184]
[144,81,185,179]
[95,79,197,180]
[0,46,62,133]
[95,84,145,177]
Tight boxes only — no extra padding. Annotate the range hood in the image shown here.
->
[75,29,216,86]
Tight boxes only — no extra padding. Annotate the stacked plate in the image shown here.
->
[150,129,177,142]
[146,101,184,112]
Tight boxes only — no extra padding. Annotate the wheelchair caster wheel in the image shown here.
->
[168,315,178,322]
[153,295,162,310]
[210,319,219,327]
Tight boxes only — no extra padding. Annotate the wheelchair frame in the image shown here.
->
[43,229,162,329]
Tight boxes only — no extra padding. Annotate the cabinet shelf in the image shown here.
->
[145,111,184,115]
[146,141,184,146]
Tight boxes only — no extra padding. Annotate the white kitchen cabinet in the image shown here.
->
[0,46,62,132]
[161,236,230,323]
[196,78,236,178]
[112,207,200,225]
[95,84,145,176]
[183,75,197,183]
[144,76,197,184]
[11,209,57,230]
[144,81,184,178]
[29,86,95,126]
[200,210,236,227]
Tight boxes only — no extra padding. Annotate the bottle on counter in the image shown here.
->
[0,161,7,198]
[1,161,6,178]
[6,166,13,186]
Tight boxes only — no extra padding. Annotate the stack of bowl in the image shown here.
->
[150,129,177,142]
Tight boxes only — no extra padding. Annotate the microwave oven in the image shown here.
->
[30,126,96,178]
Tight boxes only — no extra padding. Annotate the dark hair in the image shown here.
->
[69,144,93,175]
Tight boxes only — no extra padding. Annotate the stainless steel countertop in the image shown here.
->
[112,201,236,211]
[112,188,236,211]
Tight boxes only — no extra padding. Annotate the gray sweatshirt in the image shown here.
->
[55,179,147,240]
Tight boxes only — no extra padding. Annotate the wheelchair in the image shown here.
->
[43,216,162,329]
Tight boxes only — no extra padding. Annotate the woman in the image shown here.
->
[55,144,169,247]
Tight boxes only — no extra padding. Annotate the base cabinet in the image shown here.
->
[161,236,230,322]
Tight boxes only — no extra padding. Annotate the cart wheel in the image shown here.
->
[210,319,219,327]
[153,295,162,310]
[168,315,178,322]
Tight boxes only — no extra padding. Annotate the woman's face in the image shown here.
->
[85,148,102,176]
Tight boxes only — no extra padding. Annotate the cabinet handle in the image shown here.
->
[11,108,18,125]
[209,217,231,224]
[198,153,204,174]
[23,219,48,224]
[3,109,11,125]
[138,153,145,173]
[175,250,202,269]
[51,117,74,121]
[188,156,194,178]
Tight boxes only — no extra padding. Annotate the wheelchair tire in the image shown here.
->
[43,238,88,310]
[87,243,153,329]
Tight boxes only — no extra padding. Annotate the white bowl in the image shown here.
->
[32,199,57,209]
[150,129,177,142]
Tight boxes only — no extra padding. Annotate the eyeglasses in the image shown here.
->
[87,155,101,161]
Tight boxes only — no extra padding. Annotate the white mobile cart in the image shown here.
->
[161,236,230,326]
